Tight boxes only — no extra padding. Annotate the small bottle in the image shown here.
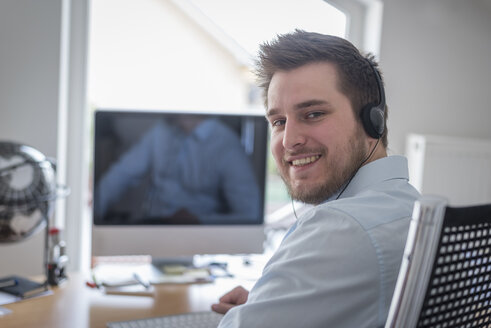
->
[47,227,68,286]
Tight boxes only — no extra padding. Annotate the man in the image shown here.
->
[211,30,420,327]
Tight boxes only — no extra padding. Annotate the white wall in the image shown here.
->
[0,0,66,276]
[380,0,491,155]
[0,0,64,155]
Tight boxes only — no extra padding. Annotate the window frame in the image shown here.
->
[327,0,383,58]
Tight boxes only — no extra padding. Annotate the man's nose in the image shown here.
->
[282,121,307,150]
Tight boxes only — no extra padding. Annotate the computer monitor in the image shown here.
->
[91,109,269,259]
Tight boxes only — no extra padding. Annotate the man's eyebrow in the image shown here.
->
[266,99,332,118]
[266,108,279,118]
[294,99,331,110]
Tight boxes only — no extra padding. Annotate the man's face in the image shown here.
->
[266,62,369,204]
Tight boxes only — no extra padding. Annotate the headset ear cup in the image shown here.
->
[361,105,384,139]
[362,58,386,140]
[370,107,385,137]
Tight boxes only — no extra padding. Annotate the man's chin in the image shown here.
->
[288,184,336,205]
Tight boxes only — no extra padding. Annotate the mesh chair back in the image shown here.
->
[386,196,491,328]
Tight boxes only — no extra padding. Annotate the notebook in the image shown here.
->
[0,275,47,298]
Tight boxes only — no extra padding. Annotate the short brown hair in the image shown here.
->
[256,30,388,147]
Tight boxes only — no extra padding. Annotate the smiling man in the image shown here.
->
[267,61,381,204]
[212,30,420,327]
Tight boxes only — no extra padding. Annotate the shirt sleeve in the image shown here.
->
[218,207,382,328]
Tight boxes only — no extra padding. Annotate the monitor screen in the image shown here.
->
[91,109,269,257]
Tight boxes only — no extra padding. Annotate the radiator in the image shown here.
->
[406,134,491,206]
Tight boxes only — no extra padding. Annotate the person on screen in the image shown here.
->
[211,30,420,327]
[95,115,261,224]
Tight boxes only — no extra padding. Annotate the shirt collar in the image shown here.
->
[324,155,409,203]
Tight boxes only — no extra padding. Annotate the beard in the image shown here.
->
[279,132,368,205]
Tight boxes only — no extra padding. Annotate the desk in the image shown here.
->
[0,272,256,328]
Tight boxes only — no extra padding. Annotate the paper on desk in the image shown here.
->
[104,284,155,297]
[150,266,213,284]
[0,289,53,306]
[150,274,213,284]
[92,263,214,286]
[0,291,19,305]
[92,264,142,287]
[0,305,13,316]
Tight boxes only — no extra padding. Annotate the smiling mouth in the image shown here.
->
[290,155,321,167]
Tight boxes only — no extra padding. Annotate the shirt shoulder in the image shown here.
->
[315,178,420,231]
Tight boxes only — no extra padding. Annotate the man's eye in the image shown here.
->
[306,112,324,119]
[272,119,285,127]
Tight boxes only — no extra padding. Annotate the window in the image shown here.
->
[89,0,346,110]
[88,0,347,216]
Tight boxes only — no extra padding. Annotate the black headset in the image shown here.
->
[333,60,385,201]
[360,59,385,139]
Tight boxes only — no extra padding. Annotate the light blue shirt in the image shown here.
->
[218,155,420,327]
[95,119,261,224]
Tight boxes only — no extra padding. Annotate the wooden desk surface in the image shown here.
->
[0,272,255,328]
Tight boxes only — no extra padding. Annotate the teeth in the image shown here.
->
[291,155,320,166]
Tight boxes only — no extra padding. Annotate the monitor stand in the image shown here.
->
[151,256,195,272]
[149,255,216,284]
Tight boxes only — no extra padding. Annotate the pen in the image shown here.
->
[133,273,150,289]
[0,279,18,289]
[91,273,101,289]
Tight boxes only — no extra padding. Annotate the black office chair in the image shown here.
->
[385,196,491,328]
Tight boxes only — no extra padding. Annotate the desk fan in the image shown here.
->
[0,141,69,292]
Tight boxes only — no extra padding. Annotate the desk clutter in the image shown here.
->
[88,260,219,297]
[0,275,52,313]
[0,255,268,325]
[87,254,267,298]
